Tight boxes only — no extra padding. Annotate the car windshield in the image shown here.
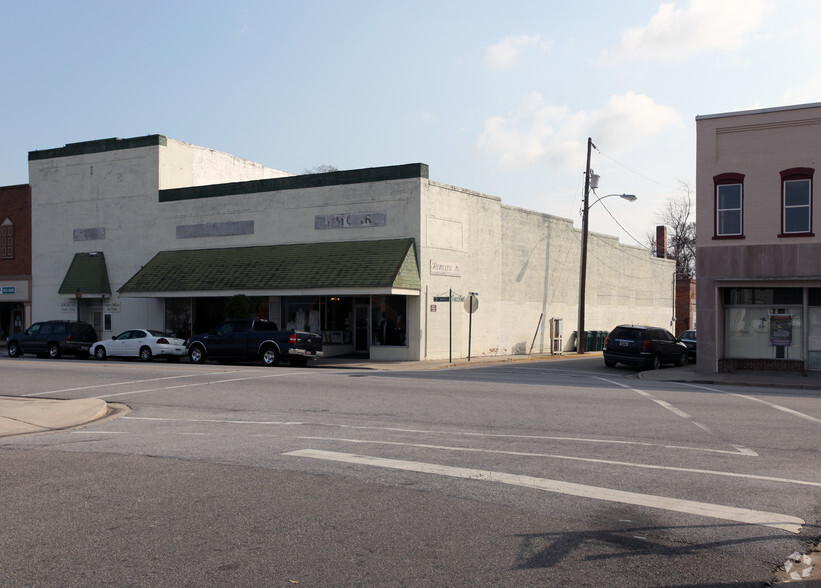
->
[148,330,170,337]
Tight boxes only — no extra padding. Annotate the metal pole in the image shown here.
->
[577,137,593,354]
[468,294,473,362]
[449,288,452,364]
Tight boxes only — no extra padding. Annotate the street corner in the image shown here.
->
[0,396,128,437]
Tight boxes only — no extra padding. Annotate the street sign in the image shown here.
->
[433,296,450,302]
[464,294,479,313]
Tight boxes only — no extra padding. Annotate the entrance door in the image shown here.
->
[354,303,369,353]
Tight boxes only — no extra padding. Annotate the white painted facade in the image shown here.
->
[28,135,675,362]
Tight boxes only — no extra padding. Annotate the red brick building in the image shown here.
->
[0,184,32,340]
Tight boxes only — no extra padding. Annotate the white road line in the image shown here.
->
[596,377,716,436]
[298,436,820,487]
[115,416,757,456]
[683,383,821,425]
[88,372,302,399]
[285,449,805,534]
[22,373,211,397]
[123,416,305,425]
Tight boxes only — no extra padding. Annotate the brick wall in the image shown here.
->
[675,278,695,335]
[0,184,32,277]
[719,358,804,372]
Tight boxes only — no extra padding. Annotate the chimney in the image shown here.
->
[656,225,667,259]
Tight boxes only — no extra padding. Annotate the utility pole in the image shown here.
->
[577,137,593,354]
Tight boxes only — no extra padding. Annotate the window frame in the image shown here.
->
[713,173,745,239]
[0,218,13,259]
[779,167,814,237]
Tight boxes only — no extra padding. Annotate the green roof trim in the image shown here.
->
[119,239,420,294]
[159,163,429,202]
[58,252,112,296]
[29,135,167,161]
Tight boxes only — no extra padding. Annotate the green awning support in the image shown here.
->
[58,252,112,297]
[119,238,421,295]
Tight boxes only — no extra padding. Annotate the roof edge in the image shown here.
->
[29,135,167,161]
[696,101,821,121]
[159,163,429,202]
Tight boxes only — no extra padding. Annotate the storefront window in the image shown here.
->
[723,288,802,305]
[725,306,803,360]
[371,295,407,346]
[324,297,353,344]
[165,298,193,339]
[283,296,320,332]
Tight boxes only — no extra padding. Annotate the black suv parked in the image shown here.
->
[603,324,689,369]
[7,320,98,359]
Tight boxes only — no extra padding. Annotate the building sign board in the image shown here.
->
[1,286,15,294]
[430,260,461,277]
[315,212,386,230]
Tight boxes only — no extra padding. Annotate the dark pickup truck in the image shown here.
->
[186,319,323,366]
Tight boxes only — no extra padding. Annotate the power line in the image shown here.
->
[593,145,684,192]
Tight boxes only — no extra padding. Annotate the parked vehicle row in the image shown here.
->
[602,324,693,370]
[6,319,323,366]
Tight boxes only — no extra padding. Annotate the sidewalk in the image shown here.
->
[2,353,820,438]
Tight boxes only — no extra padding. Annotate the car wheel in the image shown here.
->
[188,345,207,364]
[95,346,107,360]
[7,341,21,357]
[261,346,280,366]
[652,353,662,370]
[676,351,689,367]
[48,343,61,359]
[139,346,153,362]
[604,358,617,368]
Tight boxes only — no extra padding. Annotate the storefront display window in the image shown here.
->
[165,298,193,340]
[371,295,407,346]
[725,306,803,359]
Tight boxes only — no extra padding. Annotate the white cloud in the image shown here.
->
[781,71,821,106]
[477,92,683,171]
[602,0,768,62]
[485,34,550,68]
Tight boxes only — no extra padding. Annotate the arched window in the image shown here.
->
[0,218,13,259]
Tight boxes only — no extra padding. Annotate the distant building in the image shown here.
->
[26,134,675,361]
[696,103,821,372]
[0,184,31,341]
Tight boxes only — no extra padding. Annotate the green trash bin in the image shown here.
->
[585,330,597,352]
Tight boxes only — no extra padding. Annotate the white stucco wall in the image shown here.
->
[27,135,676,361]
[159,138,293,190]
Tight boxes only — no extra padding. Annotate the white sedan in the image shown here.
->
[91,329,187,362]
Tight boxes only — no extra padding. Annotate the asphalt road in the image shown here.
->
[1,356,820,586]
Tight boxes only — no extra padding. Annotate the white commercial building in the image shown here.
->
[28,135,675,361]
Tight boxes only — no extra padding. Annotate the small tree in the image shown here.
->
[648,180,696,279]
[303,165,339,174]
[225,294,252,319]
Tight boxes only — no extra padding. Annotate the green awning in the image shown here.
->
[59,252,112,297]
[119,238,421,297]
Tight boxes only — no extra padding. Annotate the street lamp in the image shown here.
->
[577,137,637,354]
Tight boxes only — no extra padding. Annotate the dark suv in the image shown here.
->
[7,320,98,359]
[603,325,689,369]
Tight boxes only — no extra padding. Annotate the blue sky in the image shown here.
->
[3,0,821,243]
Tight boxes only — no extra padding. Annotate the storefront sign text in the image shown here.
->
[315,212,387,230]
[430,260,461,277]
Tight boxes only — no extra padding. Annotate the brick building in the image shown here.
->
[0,184,32,340]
